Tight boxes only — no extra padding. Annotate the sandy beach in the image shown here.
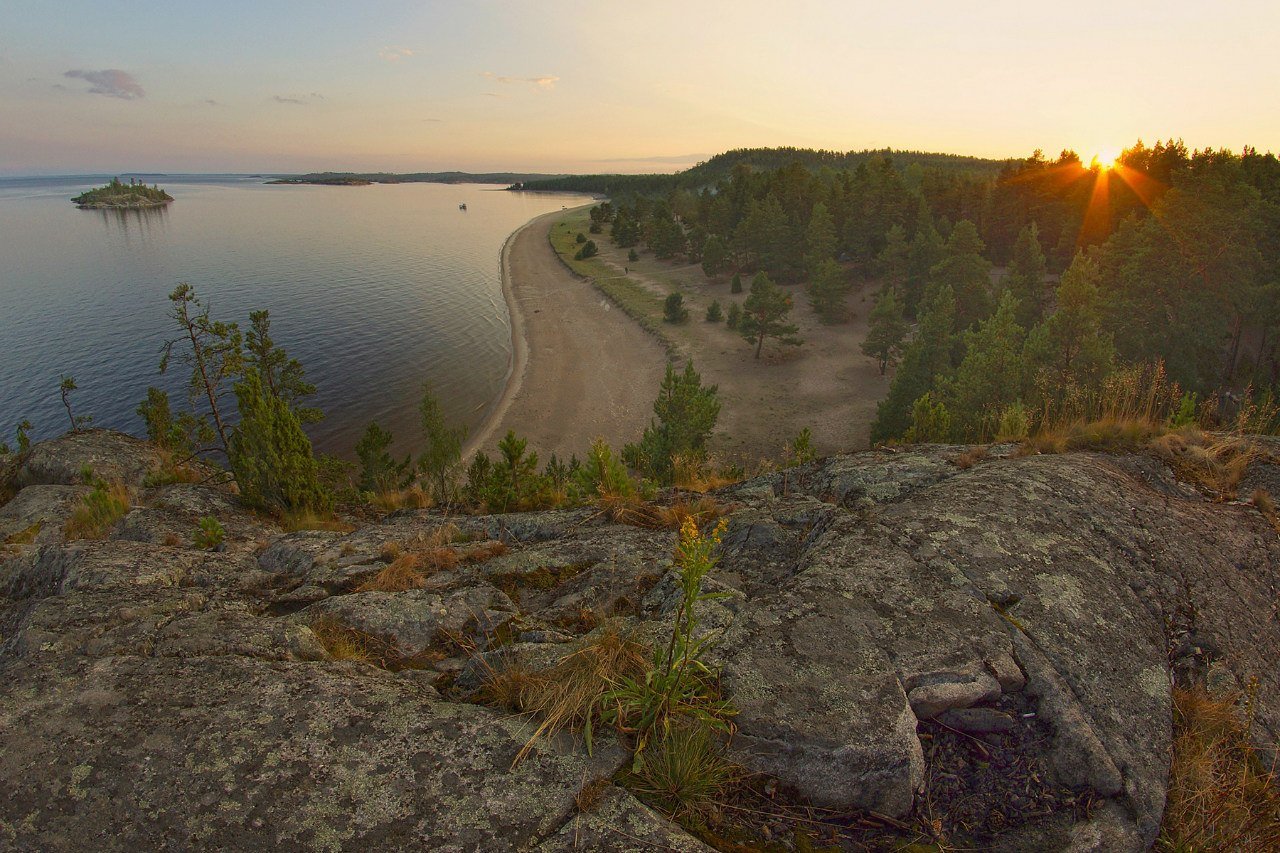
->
[465,208,667,461]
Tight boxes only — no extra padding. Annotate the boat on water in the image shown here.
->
[458,202,467,210]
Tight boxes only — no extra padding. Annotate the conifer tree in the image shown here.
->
[1024,253,1115,405]
[624,361,720,482]
[862,286,908,374]
[943,291,1027,440]
[871,284,957,442]
[806,258,849,323]
[879,224,910,292]
[905,202,944,317]
[244,310,320,423]
[418,385,466,504]
[739,272,802,358]
[804,201,838,277]
[355,421,412,494]
[228,371,330,513]
[929,220,993,330]
[1004,223,1048,328]
[160,284,243,455]
[701,234,729,278]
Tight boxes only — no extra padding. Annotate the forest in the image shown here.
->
[589,141,1280,443]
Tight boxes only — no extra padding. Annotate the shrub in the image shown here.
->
[589,222,602,234]
[628,249,639,263]
[995,401,1030,441]
[576,232,587,244]
[229,371,331,514]
[356,421,413,494]
[704,301,722,323]
[729,273,742,294]
[904,392,953,443]
[575,240,599,261]
[193,516,226,550]
[790,427,815,465]
[663,293,689,324]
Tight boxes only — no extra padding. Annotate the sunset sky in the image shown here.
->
[2,0,1278,175]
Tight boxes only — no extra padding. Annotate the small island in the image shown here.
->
[72,177,174,209]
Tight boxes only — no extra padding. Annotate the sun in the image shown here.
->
[1088,147,1121,171]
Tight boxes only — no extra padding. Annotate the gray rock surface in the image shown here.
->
[2,430,1279,851]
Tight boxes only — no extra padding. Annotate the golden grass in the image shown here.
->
[369,485,431,513]
[672,454,744,493]
[1252,489,1279,532]
[1158,686,1280,851]
[486,627,649,765]
[952,446,989,470]
[1150,431,1261,501]
[355,553,427,592]
[657,496,731,531]
[308,617,421,669]
[64,482,130,540]
[280,509,355,533]
[4,521,41,545]
[1022,416,1165,456]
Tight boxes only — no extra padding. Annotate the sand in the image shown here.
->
[465,209,667,461]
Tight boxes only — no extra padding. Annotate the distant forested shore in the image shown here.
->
[270,170,567,186]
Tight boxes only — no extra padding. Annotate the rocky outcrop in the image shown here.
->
[1,430,1278,851]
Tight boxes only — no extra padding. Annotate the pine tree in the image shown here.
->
[701,234,729,278]
[871,284,957,442]
[1004,223,1048,328]
[905,197,944,317]
[1024,252,1115,407]
[418,385,466,504]
[730,273,743,294]
[664,292,689,324]
[929,220,993,330]
[495,430,539,511]
[862,286,908,374]
[228,371,330,512]
[160,284,243,455]
[943,291,1027,440]
[740,272,802,358]
[804,201,838,277]
[705,301,723,323]
[623,361,721,482]
[806,258,849,323]
[879,224,910,291]
[726,302,742,329]
[244,310,320,423]
[355,421,412,494]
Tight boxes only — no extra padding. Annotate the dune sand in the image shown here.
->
[464,209,667,462]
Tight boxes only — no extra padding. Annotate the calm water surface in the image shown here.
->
[0,176,593,455]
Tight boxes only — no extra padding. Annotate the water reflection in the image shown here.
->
[91,204,169,240]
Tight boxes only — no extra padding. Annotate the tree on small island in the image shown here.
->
[72,177,173,209]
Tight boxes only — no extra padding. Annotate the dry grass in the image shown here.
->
[1252,489,1279,532]
[308,617,424,670]
[1158,686,1280,851]
[1151,431,1262,501]
[369,485,431,513]
[672,454,743,493]
[4,521,41,545]
[479,627,649,765]
[657,496,731,530]
[575,777,612,813]
[1022,416,1166,456]
[280,509,355,533]
[597,491,665,528]
[355,553,427,592]
[952,446,989,470]
[64,481,130,540]
[162,532,183,547]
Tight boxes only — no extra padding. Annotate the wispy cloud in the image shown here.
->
[378,46,414,62]
[481,71,558,89]
[591,153,712,165]
[203,99,219,107]
[63,68,144,99]
[273,92,324,105]
[483,91,508,99]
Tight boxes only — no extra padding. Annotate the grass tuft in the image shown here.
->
[280,508,354,533]
[355,553,427,592]
[370,485,431,513]
[624,723,736,825]
[657,496,730,531]
[4,521,41,545]
[64,481,130,540]
[1159,685,1280,851]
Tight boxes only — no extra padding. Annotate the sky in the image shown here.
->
[1,0,1278,175]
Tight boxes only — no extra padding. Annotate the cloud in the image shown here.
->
[483,92,508,99]
[481,71,558,89]
[378,46,414,62]
[273,92,323,105]
[204,99,219,106]
[591,153,712,165]
[63,69,144,99]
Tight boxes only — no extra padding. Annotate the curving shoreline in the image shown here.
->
[463,207,666,461]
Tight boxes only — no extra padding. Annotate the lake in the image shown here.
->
[0,176,594,457]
